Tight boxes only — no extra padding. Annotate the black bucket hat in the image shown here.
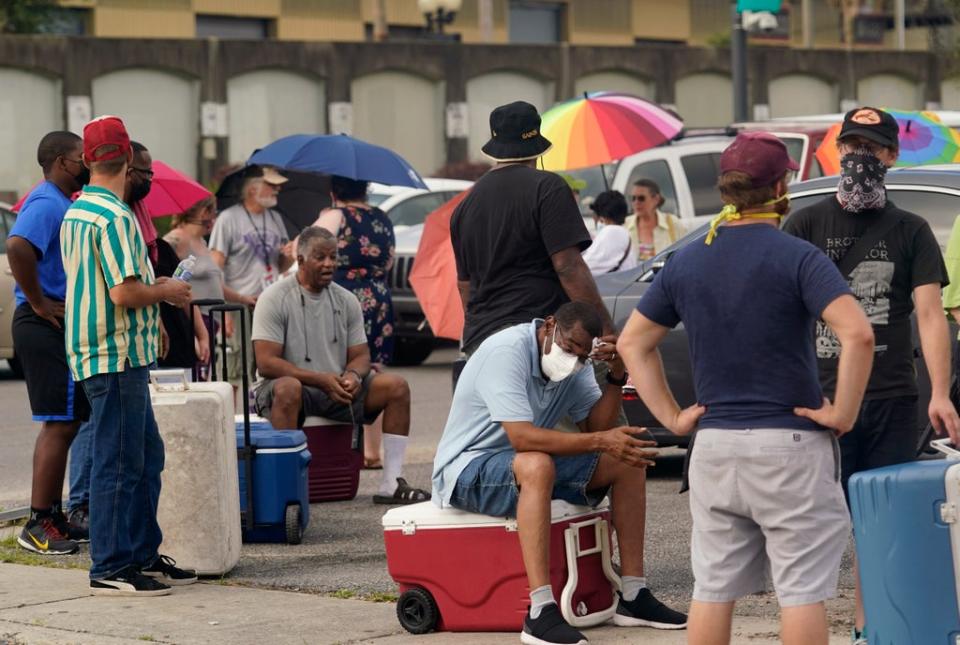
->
[481,101,553,162]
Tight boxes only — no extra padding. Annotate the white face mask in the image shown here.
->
[541,325,585,382]
[257,194,278,209]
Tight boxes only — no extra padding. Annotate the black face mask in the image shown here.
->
[129,179,152,204]
[72,165,90,188]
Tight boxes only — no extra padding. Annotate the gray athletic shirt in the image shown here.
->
[251,275,366,375]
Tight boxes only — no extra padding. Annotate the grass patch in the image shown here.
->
[138,636,157,642]
[327,589,397,603]
[0,540,88,571]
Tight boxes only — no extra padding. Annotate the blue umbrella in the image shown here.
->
[248,134,427,189]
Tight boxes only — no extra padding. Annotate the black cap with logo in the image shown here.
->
[838,106,900,149]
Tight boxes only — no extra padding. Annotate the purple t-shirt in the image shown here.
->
[636,224,852,431]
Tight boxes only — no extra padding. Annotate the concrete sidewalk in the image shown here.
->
[0,563,852,645]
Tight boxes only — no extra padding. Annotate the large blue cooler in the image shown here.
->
[236,417,311,544]
[849,440,960,645]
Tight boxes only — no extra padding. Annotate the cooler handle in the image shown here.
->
[150,368,189,392]
[932,438,960,460]
[560,516,621,628]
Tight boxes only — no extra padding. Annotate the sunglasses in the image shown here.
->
[630,195,647,202]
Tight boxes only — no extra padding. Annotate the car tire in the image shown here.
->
[391,337,435,367]
[7,354,23,379]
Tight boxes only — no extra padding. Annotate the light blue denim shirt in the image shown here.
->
[431,320,601,508]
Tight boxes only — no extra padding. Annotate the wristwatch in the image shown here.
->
[606,371,628,387]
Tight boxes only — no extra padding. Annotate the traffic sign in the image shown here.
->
[736,0,781,12]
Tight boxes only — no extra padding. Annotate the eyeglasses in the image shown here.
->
[555,326,589,364]
[630,195,647,202]
[130,167,155,179]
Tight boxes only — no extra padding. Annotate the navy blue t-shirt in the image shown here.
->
[8,181,72,307]
[636,223,852,431]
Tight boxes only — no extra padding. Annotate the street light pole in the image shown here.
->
[731,4,749,122]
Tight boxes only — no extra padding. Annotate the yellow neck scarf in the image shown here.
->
[704,204,782,245]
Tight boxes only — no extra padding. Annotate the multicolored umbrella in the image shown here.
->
[540,92,684,172]
[815,109,960,175]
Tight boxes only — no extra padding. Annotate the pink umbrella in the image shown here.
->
[144,160,211,217]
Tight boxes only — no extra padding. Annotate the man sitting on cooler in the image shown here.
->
[431,302,686,645]
[251,226,429,505]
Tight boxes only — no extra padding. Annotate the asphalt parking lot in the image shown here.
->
[0,347,857,630]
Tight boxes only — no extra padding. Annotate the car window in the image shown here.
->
[368,192,390,207]
[788,188,960,251]
[0,208,15,254]
[387,193,447,227]
[626,160,678,216]
[680,153,724,217]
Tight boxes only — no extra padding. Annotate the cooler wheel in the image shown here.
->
[397,587,438,634]
[284,504,302,545]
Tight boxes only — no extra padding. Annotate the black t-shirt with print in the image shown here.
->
[451,165,592,351]
[783,196,948,400]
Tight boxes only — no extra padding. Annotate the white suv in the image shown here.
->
[611,135,733,223]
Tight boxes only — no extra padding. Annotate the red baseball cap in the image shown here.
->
[720,131,799,188]
[83,115,131,163]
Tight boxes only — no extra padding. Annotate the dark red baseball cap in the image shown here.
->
[83,115,131,163]
[720,131,799,188]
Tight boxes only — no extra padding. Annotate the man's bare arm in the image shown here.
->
[551,247,615,335]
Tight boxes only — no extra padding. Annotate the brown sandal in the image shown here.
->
[363,458,383,470]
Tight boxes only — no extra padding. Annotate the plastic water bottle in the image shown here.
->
[172,254,197,283]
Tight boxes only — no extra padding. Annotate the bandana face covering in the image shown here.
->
[704,193,787,246]
[837,148,887,213]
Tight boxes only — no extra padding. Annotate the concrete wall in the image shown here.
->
[227,69,326,164]
[0,35,947,196]
[92,68,200,178]
[768,73,838,118]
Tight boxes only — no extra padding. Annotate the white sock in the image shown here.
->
[379,434,408,495]
[529,585,556,619]
[621,576,647,601]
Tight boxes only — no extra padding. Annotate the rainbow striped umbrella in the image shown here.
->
[540,92,684,172]
[815,109,960,175]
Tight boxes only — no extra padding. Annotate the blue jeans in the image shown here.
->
[68,420,92,512]
[450,450,606,518]
[82,366,165,580]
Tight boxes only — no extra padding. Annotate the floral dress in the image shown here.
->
[334,205,396,365]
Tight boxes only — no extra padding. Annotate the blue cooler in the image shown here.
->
[236,417,311,544]
[849,439,960,645]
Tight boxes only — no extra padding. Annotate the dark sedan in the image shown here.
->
[598,166,960,448]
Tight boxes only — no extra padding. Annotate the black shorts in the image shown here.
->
[12,303,90,423]
[839,394,918,501]
[254,373,378,427]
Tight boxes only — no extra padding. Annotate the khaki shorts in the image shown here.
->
[688,428,850,607]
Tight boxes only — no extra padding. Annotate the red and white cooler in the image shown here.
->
[382,499,620,634]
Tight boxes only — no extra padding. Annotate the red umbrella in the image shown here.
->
[408,191,469,341]
[145,160,211,217]
[11,161,210,216]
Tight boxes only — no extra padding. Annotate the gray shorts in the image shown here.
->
[254,374,377,427]
[688,428,850,607]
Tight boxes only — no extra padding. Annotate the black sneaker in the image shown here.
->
[53,507,88,544]
[521,604,588,645]
[68,506,89,533]
[17,517,79,555]
[90,566,171,597]
[613,588,687,629]
[141,555,197,586]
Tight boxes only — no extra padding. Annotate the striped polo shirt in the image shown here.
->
[60,185,159,381]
